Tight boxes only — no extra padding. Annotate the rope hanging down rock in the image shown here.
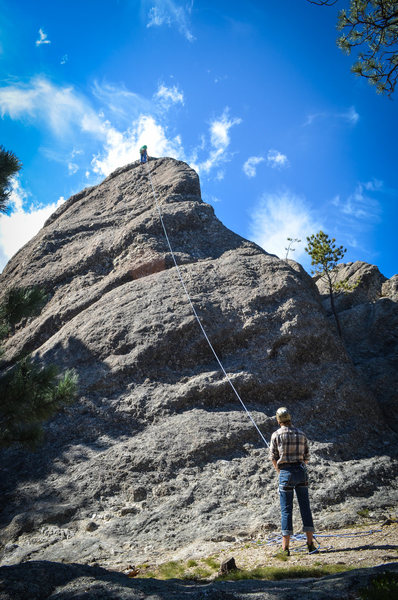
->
[145,161,270,449]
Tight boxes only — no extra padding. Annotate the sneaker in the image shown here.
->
[307,542,318,554]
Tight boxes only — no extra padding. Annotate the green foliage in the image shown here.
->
[0,284,78,448]
[191,566,212,579]
[0,146,22,214]
[274,550,290,561]
[215,564,354,581]
[305,230,346,277]
[203,557,219,570]
[305,230,359,294]
[0,358,78,448]
[337,0,398,96]
[305,230,349,336]
[357,507,370,517]
[140,556,356,582]
[186,559,198,567]
[334,278,360,293]
[156,560,187,579]
[0,286,48,337]
[359,572,398,600]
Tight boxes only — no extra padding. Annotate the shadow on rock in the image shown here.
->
[1,560,398,600]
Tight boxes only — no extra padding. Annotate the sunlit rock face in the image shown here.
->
[0,158,396,569]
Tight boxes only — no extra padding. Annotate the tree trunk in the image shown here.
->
[328,276,342,338]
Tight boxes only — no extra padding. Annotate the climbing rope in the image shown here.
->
[145,161,270,449]
[255,529,382,554]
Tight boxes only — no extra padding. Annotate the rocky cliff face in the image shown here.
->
[315,261,398,431]
[0,158,396,570]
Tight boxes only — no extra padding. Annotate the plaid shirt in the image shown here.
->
[270,425,310,466]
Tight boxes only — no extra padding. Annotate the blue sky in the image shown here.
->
[0,0,397,277]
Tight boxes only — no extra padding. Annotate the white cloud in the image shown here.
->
[243,156,264,178]
[155,83,184,106]
[0,77,189,179]
[0,76,106,138]
[91,114,185,177]
[146,0,195,41]
[68,162,79,175]
[249,190,322,261]
[60,54,68,65]
[36,28,51,46]
[210,110,241,149]
[191,108,241,175]
[267,149,289,169]
[0,76,242,218]
[0,179,65,271]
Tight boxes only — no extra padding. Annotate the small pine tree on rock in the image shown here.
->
[305,231,357,337]
[0,146,22,214]
[0,288,78,448]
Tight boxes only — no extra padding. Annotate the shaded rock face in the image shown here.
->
[315,261,398,430]
[0,159,397,569]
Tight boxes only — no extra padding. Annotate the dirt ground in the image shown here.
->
[219,521,398,573]
[133,521,398,580]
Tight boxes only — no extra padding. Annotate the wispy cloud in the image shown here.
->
[146,0,195,41]
[243,156,264,178]
[266,149,289,169]
[60,54,68,65]
[35,28,51,46]
[332,181,382,222]
[192,108,242,175]
[0,178,65,271]
[0,76,105,138]
[0,76,239,195]
[92,81,153,125]
[304,105,359,127]
[0,75,246,265]
[249,189,322,262]
[154,83,184,106]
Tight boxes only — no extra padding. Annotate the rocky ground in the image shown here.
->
[107,520,398,579]
[0,523,397,599]
[190,521,398,577]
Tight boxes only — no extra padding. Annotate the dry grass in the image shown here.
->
[133,522,398,582]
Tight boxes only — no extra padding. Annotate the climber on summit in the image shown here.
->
[140,145,148,164]
[270,407,316,556]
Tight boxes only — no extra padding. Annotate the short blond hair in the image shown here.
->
[276,407,291,424]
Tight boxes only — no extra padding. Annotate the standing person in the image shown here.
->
[270,407,316,556]
[140,145,148,164]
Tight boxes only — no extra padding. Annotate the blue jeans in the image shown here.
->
[140,152,147,163]
[278,464,315,536]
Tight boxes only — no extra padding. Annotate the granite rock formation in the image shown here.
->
[315,261,398,430]
[0,158,397,570]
